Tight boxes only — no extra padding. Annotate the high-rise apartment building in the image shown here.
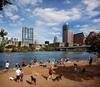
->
[22,27,34,44]
[62,23,73,47]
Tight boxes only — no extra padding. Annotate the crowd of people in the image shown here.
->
[4,56,94,82]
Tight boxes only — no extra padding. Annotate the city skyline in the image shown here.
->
[0,0,100,43]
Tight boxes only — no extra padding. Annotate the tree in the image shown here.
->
[0,29,8,40]
[0,0,12,10]
[88,32,100,55]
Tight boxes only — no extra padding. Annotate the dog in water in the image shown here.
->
[31,75,36,85]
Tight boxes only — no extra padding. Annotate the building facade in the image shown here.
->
[53,36,58,43]
[85,32,97,45]
[22,27,34,44]
[74,32,85,46]
[62,23,73,47]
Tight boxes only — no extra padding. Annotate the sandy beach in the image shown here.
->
[0,60,100,87]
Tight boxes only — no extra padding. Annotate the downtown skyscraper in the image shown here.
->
[62,23,73,47]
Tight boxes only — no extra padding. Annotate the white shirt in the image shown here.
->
[5,62,10,68]
[16,69,21,76]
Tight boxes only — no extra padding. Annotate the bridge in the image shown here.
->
[57,45,90,51]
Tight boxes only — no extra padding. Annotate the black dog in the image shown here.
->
[31,76,36,85]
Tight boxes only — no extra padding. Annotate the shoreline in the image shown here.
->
[0,60,100,87]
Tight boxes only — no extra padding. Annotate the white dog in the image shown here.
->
[9,77,14,80]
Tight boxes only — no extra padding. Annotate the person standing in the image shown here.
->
[16,68,21,82]
[21,58,26,67]
[89,56,93,65]
[5,61,10,71]
[20,68,24,82]
[29,58,33,67]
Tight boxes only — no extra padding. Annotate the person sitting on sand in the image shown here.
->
[48,64,57,80]
[48,66,52,79]
[16,68,21,82]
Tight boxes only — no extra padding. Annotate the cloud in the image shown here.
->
[4,5,20,21]
[35,20,45,27]
[79,28,100,35]
[18,0,42,5]
[75,24,89,28]
[4,5,18,12]
[33,7,81,24]
[0,14,3,18]
[92,18,100,23]
[82,0,100,17]
[63,0,71,4]
[26,8,31,12]
[4,11,13,17]
[10,15,20,21]
[82,0,100,11]
[49,32,60,36]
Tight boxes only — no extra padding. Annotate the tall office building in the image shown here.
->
[53,36,58,43]
[62,23,73,47]
[22,27,34,44]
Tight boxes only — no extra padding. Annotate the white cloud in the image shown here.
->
[26,8,31,12]
[33,7,81,23]
[4,5,18,12]
[0,14,3,18]
[93,18,100,23]
[4,5,19,21]
[18,0,42,5]
[49,32,60,36]
[4,11,13,17]
[35,20,45,27]
[47,23,58,26]
[10,15,20,21]
[64,0,71,4]
[20,18,25,21]
[83,0,100,11]
[80,28,100,35]
[82,0,100,17]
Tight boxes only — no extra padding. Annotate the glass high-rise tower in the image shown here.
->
[62,23,73,47]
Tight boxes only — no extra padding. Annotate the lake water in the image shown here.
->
[0,51,97,70]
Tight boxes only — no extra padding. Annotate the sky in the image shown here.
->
[0,0,100,44]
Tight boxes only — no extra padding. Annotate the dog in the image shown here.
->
[52,74,62,81]
[9,77,14,80]
[74,63,78,71]
[31,75,36,85]
[42,75,48,80]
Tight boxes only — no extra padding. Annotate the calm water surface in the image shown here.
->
[0,51,97,70]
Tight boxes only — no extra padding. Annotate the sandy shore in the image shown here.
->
[0,60,100,87]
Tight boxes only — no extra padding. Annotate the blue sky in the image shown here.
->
[0,0,100,43]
